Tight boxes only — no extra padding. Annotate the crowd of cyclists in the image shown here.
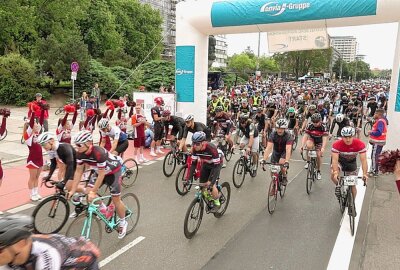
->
[0,76,391,269]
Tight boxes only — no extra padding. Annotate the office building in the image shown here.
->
[330,36,358,63]
[211,35,228,68]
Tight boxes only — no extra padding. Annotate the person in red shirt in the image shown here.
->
[27,93,49,132]
[131,104,149,163]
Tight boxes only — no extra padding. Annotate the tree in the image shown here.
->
[228,53,256,78]
[258,56,279,73]
[333,58,350,80]
[139,60,175,92]
[348,60,372,81]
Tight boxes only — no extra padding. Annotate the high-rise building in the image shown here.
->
[330,36,358,63]
[211,35,228,68]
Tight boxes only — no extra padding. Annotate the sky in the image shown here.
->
[226,23,398,70]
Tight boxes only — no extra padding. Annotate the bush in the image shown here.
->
[0,54,49,105]
[139,60,175,91]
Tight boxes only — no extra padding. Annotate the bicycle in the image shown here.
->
[304,148,318,195]
[336,174,365,236]
[288,128,298,151]
[262,162,286,214]
[183,181,231,239]
[162,139,186,177]
[54,99,79,115]
[175,153,201,196]
[65,193,140,247]
[120,158,139,187]
[232,149,258,188]
[214,131,233,162]
[363,116,374,137]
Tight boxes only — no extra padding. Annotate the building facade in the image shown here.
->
[211,35,228,68]
[330,36,358,63]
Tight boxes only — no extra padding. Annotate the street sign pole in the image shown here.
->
[70,62,79,102]
[72,79,75,100]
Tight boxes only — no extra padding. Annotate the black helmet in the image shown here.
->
[0,215,33,247]
[311,113,322,123]
[342,95,348,101]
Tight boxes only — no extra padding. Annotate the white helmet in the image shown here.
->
[184,114,194,122]
[74,130,93,144]
[297,95,303,101]
[335,114,344,123]
[275,119,288,129]
[341,126,355,137]
[37,132,56,145]
[98,118,110,129]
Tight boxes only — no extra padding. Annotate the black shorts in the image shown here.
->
[199,163,221,183]
[89,170,122,196]
[171,126,184,140]
[271,151,286,163]
[204,128,212,142]
[339,161,357,173]
[116,140,129,154]
[154,122,163,141]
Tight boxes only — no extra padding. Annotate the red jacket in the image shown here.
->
[28,100,49,119]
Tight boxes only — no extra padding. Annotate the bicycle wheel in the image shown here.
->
[306,161,314,195]
[0,129,7,141]
[225,147,233,162]
[347,191,356,236]
[232,159,246,188]
[54,107,63,115]
[292,135,298,151]
[66,214,102,248]
[279,176,286,198]
[214,182,231,218]
[163,152,177,177]
[267,178,278,214]
[249,156,258,178]
[32,195,70,234]
[121,193,140,235]
[363,122,372,137]
[175,165,190,196]
[301,149,307,161]
[121,158,138,188]
[183,198,204,239]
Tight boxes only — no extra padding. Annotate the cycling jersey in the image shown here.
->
[189,142,221,184]
[329,117,351,137]
[151,106,162,122]
[255,113,266,131]
[214,112,232,134]
[164,115,185,139]
[76,145,121,175]
[268,130,293,153]
[182,122,211,140]
[332,138,366,172]
[239,120,259,138]
[285,113,297,129]
[367,101,378,116]
[265,104,276,118]
[239,105,252,115]
[100,126,127,143]
[305,123,328,144]
[47,142,77,183]
[6,234,100,270]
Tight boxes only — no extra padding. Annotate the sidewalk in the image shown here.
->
[351,174,400,270]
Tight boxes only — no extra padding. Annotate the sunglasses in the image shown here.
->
[193,142,202,146]
[75,144,85,148]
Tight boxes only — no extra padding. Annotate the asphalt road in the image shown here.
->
[12,137,346,270]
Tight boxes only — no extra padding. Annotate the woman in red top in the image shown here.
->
[24,105,45,201]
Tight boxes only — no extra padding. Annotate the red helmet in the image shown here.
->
[162,110,171,117]
[154,97,164,105]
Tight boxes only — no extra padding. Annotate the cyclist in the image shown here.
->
[331,127,368,216]
[222,98,231,114]
[213,106,234,150]
[286,107,299,138]
[150,97,165,156]
[300,113,328,180]
[0,215,100,269]
[329,113,351,139]
[70,130,128,239]
[261,119,293,185]
[238,113,259,173]
[300,104,317,132]
[238,99,252,119]
[98,118,129,157]
[365,96,378,117]
[179,114,211,152]
[162,110,185,143]
[208,93,222,116]
[251,89,263,108]
[188,131,222,211]
[265,98,278,135]
[254,107,267,147]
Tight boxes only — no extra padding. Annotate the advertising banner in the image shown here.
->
[175,46,195,102]
[211,0,377,28]
[133,92,176,123]
[267,28,329,53]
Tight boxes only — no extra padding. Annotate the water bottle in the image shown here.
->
[99,203,107,216]
[105,204,115,219]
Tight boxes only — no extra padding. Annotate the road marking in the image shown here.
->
[327,144,371,270]
[142,161,156,166]
[99,236,145,268]
[7,203,36,214]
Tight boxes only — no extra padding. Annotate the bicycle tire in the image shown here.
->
[32,195,70,234]
[232,158,246,188]
[267,177,278,214]
[347,191,356,236]
[363,122,372,137]
[121,158,138,188]
[225,147,233,162]
[292,135,298,151]
[339,188,346,214]
[306,161,313,195]
[183,198,204,239]
[66,214,102,248]
[0,129,7,141]
[214,182,231,218]
[249,156,258,178]
[175,165,190,196]
[121,193,140,234]
[301,149,307,161]
[279,175,286,198]
[162,151,177,177]
[54,107,63,115]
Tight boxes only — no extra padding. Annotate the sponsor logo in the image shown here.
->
[273,43,288,50]
[260,2,311,16]
[175,69,194,75]
[314,36,327,48]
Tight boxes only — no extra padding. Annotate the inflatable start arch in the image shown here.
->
[175,0,400,149]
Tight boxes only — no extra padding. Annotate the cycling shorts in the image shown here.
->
[116,140,129,154]
[240,136,260,153]
[89,170,122,196]
[171,126,184,140]
[200,162,221,184]
[271,151,286,163]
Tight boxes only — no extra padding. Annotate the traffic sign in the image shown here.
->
[71,62,79,72]
[71,71,77,80]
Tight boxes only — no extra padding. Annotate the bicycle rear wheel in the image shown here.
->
[347,191,356,236]
[232,159,246,188]
[183,198,204,239]
[363,122,372,137]
[214,182,231,218]
[175,165,190,196]
[121,193,140,235]
[225,147,233,162]
[121,158,138,188]
[163,151,177,177]
[32,195,70,234]
[66,214,102,248]
[267,178,278,214]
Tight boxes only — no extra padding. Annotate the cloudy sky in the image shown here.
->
[226,23,398,69]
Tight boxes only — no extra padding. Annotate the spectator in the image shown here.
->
[145,126,154,148]
[79,91,89,121]
[91,83,101,109]
[0,159,3,214]
[131,104,149,163]
[28,93,49,132]
[368,108,387,176]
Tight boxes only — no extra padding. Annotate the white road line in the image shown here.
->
[99,236,145,268]
[327,144,372,270]
[7,203,36,214]
[142,161,156,166]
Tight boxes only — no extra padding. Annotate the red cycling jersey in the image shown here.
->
[331,138,366,163]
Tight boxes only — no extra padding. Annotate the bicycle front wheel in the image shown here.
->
[183,198,204,239]
[232,159,246,188]
[66,214,102,248]
[175,165,190,196]
[163,152,177,177]
[363,122,372,137]
[121,193,140,235]
[121,158,138,188]
[214,182,231,218]
[306,161,314,195]
[32,195,70,234]
[347,191,356,236]
[267,178,278,214]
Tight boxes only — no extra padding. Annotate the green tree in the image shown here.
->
[333,58,350,80]
[228,53,256,78]
[348,60,372,81]
[258,56,279,73]
[139,60,175,91]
